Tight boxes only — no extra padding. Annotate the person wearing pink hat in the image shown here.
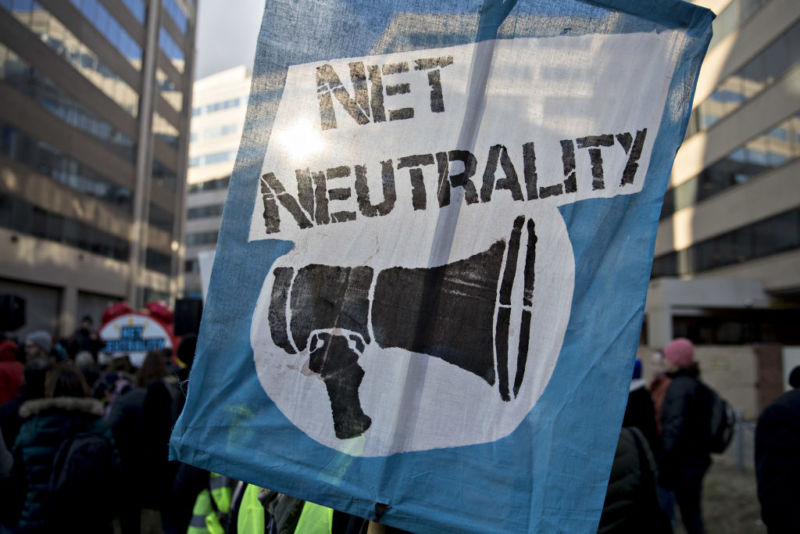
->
[659,337,714,534]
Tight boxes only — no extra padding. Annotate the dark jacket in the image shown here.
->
[623,379,661,460]
[755,388,800,534]
[0,360,23,406]
[107,379,180,510]
[107,386,148,495]
[660,365,712,488]
[598,427,671,534]
[10,396,117,532]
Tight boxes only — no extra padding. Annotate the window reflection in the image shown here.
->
[187,175,230,193]
[156,67,182,112]
[187,203,224,219]
[706,0,766,51]
[663,113,800,219]
[148,203,174,233]
[163,0,187,33]
[145,248,172,275]
[152,159,177,192]
[0,122,133,213]
[69,0,142,68]
[185,230,218,246]
[121,0,144,24]
[153,112,179,149]
[0,44,136,163]
[159,27,184,73]
[0,193,130,260]
[685,20,800,138]
[192,97,244,116]
[0,0,140,116]
[189,150,236,167]
[653,208,800,277]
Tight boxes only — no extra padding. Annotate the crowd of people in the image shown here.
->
[0,316,205,533]
[598,338,800,534]
[0,317,411,534]
[0,321,797,533]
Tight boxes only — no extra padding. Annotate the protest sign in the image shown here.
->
[99,312,174,367]
[171,1,713,531]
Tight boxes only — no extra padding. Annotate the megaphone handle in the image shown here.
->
[309,333,372,439]
[322,365,372,440]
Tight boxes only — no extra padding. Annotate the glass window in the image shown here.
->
[187,203,224,219]
[686,20,800,139]
[148,203,174,233]
[185,230,218,246]
[5,2,140,116]
[0,44,136,163]
[653,208,800,277]
[121,0,144,23]
[159,27,184,73]
[0,122,133,213]
[0,192,130,260]
[201,97,245,115]
[69,0,142,68]
[153,112,179,149]
[187,176,230,193]
[203,123,239,140]
[152,159,177,192]
[156,67,182,112]
[145,248,172,275]
[663,113,800,219]
[163,0,187,33]
[707,0,766,51]
[189,150,236,167]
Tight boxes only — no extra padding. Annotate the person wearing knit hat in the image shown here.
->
[663,337,694,369]
[660,337,713,534]
[24,331,52,362]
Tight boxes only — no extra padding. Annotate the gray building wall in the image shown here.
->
[0,0,196,338]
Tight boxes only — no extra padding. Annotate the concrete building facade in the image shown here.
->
[183,65,250,298]
[646,0,800,348]
[0,0,196,338]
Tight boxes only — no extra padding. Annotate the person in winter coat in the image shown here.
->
[660,338,713,534]
[68,315,105,358]
[8,361,120,533]
[107,350,180,534]
[23,330,51,363]
[597,426,672,534]
[0,357,49,452]
[0,340,23,405]
[623,359,661,459]
[755,365,800,533]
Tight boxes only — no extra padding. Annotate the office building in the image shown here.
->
[183,65,250,298]
[0,0,196,337]
[647,0,800,347]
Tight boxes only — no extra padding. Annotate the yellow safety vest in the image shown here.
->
[187,473,233,534]
[235,484,334,534]
[237,484,266,534]
[294,501,334,534]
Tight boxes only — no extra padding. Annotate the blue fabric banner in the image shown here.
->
[171,1,713,531]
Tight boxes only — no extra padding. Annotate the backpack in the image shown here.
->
[47,430,120,524]
[705,385,736,453]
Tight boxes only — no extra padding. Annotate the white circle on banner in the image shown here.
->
[251,205,574,457]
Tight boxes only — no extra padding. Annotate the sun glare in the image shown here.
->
[276,119,326,163]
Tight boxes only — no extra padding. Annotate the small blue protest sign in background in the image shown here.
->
[171,1,713,532]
